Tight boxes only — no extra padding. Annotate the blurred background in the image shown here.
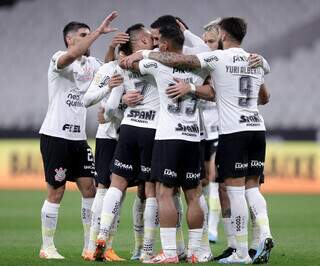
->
[0,0,319,192]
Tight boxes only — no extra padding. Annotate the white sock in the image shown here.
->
[199,195,212,256]
[222,217,237,249]
[41,200,60,249]
[81,197,94,250]
[143,197,159,255]
[226,186,249,258]
[133,195,145,251]
[249,208,260,250]
[173,194,185,256]
[202,184,209,199]
[106,207,120,249]
[98,187,122,241]
[187,228,203,257]
[245,187,272,242]
[160,227,177,257]
[208,182,221,238]
[88,188,107,252]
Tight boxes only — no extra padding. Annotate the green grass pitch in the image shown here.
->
[0,191,319,265]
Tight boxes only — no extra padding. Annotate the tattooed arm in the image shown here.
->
[148,52,201,69]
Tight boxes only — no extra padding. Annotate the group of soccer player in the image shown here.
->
[39,10,274,264]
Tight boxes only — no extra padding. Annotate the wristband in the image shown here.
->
[142,50,151,59]
[190,83,196,94]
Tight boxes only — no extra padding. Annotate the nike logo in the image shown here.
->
[45,215,56,219]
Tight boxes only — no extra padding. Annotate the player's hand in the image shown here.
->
[109,74,123,89]
[98,107,106,124]
[176,19,187,32]
[110,32,130,48]
[249,53,263,68]
[166,78,191,100]
[120,51,143,69]
[97,11,119,34]
[122,90,144,107]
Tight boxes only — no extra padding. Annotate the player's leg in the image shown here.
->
[138,128,159,260]
[73,141,96,257]
[39,134,69,259]
[206,140,221,243]
[181,141,204,263]
[96,125,139,259]
[246,131,273,263]
[131,183,145,260]
[217,133,251,264]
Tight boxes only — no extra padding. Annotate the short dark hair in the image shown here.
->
[119,23,145,55]
[175,17,189,30]
[63,21,90,47]
[218,17,247,43]
[151,15,178,29]
[159,25,184,50]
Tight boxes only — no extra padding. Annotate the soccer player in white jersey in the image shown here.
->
[38,12,118,259]
[93,23,160,261]
[122,24,214,264]
[82,47,127,261]
[125,17,273,265]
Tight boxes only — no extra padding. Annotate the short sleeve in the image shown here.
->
[196,51,221,71]
[138,59,159,75]
[51,51,72,74]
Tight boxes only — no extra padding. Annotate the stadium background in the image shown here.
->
[0,0,319,265]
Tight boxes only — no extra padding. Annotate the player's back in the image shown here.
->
[139,59,209,142]
[209,48,265,135]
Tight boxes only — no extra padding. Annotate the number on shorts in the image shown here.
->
[238,76,252,107]
[87,148,93,162]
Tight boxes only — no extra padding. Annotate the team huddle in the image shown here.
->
[39,11,274,264]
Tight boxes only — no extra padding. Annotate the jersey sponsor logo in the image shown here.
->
[66,93,84,108]
[186,172,200,180]
[98,76,110,88]
[239,114,262,126]
[175,123,199,137]
[54,167,67,182]
[143,62,158,69]
[127,110,156,122]
[204,55,219,63]
[164,168,177,178]
[141,165,151,174]
[235,162,248,170]
[114,159,133,171]
[251,160,264,168]
[172,67,194,74]
[233,55,248,63]
[62,124,81,133]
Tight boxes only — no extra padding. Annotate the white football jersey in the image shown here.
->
[197,48,266,135]
[139,59,209,142]
[84,61,124,140]
[199,100,219,140]
[39,51,101,140]
[121,69,159,129]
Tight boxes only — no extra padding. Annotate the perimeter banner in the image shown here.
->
[0,139,319,193]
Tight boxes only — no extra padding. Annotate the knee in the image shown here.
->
[47,186,65,203]
[81,183,96,198]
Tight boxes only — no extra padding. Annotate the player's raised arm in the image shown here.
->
[104,32,130,63]
[57,11,119,69]
[258,84,270,105]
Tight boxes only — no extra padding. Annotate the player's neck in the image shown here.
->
[223,40,241,50]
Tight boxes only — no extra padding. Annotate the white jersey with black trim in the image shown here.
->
[139,59,209,142]
[199,100,219,140]
[84,60,124,140]
[39,50,101,140]
[120,68,159,129]
[196,47,266,135]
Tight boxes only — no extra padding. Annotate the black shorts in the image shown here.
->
[151,140,201,189]
[215,131,266,180]
[40,134,95,189]
[204,138,218,161]
[111,125,155,184]
[95,138,117,187]
[200,140,206,180]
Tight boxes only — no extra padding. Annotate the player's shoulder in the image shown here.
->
[50,50,66,64]
[98,60,117,73]
[198,50,223,63]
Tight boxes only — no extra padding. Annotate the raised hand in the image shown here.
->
[110,32,130,48]
[97,11,119,34]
